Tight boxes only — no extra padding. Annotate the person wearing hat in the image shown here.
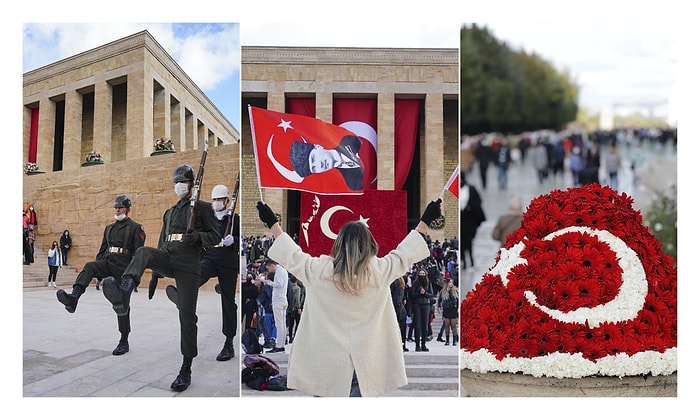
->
[102,164,220,392]
[164,184,240,362]
[56,194,145,356]
[289,135,364,190]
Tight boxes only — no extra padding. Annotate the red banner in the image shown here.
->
[299,190,407,257]
[286,97,315,117]
[249,106,366,195]
[394,99,420,189]
[332,98,378,190]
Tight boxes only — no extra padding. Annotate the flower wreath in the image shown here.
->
[460,184,677,379]
[429,214,445,230]
[154,137,175,152]
[24,162,39,174]
[84,151,104,163]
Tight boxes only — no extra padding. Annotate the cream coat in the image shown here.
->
[268,229,429,397]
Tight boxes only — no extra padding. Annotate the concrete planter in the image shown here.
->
[150,149,176,156]
[461,369,677,397]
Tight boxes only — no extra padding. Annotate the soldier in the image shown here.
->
[56,194,145,356]
[102,164,219,392]
[165,184,240,362]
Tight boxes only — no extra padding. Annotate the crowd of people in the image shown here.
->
[463,126,677,193]
[241,230,460,356]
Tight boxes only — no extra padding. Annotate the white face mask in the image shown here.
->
[174,182,189,198]
[114,213,126,221]
[212,200,226,212]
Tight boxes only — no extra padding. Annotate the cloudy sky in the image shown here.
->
[22,23,241,130]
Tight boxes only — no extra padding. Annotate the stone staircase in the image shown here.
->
[23,246,80,289]
[241,314,460,397]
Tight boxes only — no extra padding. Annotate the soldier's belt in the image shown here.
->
[166,233,184,242]
[108,246,130,255]
[212,241,225,248]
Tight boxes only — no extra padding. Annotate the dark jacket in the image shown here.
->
[96,217,146,272]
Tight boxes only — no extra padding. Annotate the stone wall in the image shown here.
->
[23,144,240,284]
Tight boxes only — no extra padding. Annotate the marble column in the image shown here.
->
[93,80,113,164]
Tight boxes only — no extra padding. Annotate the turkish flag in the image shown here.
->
[394,99,420,190]
[249,105,364,195]
[445,166,460,198]
[333,99,378,190]
[299,190,407,257]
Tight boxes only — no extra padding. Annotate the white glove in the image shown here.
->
[222,234,234,247]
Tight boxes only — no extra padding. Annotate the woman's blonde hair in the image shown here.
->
[331,221,378,296]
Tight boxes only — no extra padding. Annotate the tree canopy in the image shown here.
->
[461,24,579,135]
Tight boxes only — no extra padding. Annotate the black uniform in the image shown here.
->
[73,217,145,335]
[198,212,239,342]
[120,197,219,358]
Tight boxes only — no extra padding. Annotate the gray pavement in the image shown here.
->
[23,284,240,398]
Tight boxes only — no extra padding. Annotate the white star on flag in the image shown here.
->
[358,215,370,226]
[278,119,292,132]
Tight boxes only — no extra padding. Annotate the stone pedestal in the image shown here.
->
[461,369,677,397]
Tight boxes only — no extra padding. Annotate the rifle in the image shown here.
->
[224,172,240,237]
[187,137,209,232]
[150,139,209,300]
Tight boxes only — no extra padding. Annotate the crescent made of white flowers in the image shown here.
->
[489,226,648,328]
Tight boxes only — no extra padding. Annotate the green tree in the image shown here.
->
[461,24,579,134]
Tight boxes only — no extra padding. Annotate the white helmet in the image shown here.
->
[211,185,229,200]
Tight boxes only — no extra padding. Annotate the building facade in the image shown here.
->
[23,30,240,274]
[240,46,459,243]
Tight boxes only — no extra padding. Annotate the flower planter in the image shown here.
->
[81,161,104,167]
[150,150,176,156]
[460,369,677,397]
[25,171,45,175]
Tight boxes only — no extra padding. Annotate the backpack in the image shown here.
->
[241,328,262,354]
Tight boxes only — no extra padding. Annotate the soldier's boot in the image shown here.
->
[103,275,136,316]
[56,285,84,313]
[170,357,192,392]
[165,285,178,307]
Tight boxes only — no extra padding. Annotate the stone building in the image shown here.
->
[22,30,240,277]
[240,46,459,246]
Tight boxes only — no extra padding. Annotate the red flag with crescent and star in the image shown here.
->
[249,105,365,195]
[299,190,407,257]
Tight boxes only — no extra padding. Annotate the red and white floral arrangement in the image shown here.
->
[460,184,677,378]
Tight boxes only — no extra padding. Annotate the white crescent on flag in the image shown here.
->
[267,134,303,183]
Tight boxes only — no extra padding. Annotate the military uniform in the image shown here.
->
[56,194,145,355]
[115,196,220,358]
[200,212,239,348]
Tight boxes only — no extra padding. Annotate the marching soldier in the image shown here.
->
[102,164,219,392]
[166,184,240,362]
[56,194,145,356]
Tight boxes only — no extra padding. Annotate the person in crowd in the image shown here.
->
[491,196,524,246]
[60,230,72,266]
[605,144,622,191]
[255,198,441,397]
[241,272,259,331]
[47,241,62,288]
[56,195,145,356]
[390,276,409,352]
[533,139,550,184]
[101,165,220,392]
[438,279,459,346]
[460,171,486,268]
[495,136,512,190]
[287,275,303,344]
[475,138,493,190]
[263,258,289,353]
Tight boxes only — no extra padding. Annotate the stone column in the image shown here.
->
[316,92,332,123]
[93,80,113,163]
[63,89,83,170]
[36,97,56,173]
[171,99,184,152]
[153,87,169,144]
[424,92,444,241]
[377,93,395,190]
[126,69,152,159]
[185,110,196,152]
